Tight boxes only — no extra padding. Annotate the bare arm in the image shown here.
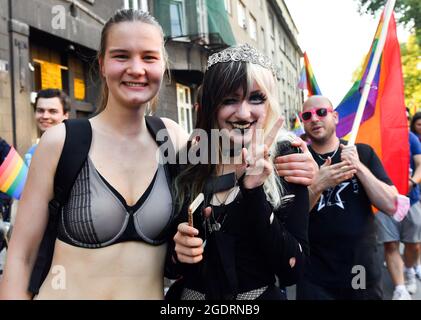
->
[410,154,421,189]
[341,144,398,215]
[0,124,65,299]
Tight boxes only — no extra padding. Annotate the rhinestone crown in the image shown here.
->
[207,44,281,80]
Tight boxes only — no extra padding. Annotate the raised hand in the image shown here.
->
[241,116,284,189]
[313,157,357,193]
[340,144,362,171]
[274,137,317,186]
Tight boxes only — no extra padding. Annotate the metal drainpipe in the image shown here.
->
[8,0,17,146]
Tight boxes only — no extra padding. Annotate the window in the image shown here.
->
[268,12,275,39]
[280,61,284,80]
[268,11,275,56]
[237,0,247,29]
[197,0,208,35]
[124,0,148,11]
[169,0,186,37]
[177,84,193,134]
[224,0,232,14]
[69,57,86,101]
[249,14,257,41]
[30,44,68,93]
[260,27,265,49]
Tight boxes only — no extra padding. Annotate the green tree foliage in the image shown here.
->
[355,0,421,45]
[401,34,421,114]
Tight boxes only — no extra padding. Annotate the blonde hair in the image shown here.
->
[246,63,283,209]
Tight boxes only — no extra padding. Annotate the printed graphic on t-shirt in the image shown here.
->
[316,175,360,212]
[317,182,349,211]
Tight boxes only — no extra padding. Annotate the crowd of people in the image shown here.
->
[0,8,419,300]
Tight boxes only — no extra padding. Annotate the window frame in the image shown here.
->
[237,0,247,30]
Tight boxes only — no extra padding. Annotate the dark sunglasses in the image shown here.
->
[299,107,333,122]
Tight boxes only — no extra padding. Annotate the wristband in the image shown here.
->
[392,194,410,222]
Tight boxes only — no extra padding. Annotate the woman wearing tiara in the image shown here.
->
[169,44,311,300]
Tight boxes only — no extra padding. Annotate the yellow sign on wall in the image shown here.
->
[74,78,85,100]
[40,61,62,90]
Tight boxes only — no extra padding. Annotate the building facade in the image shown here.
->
[0,0,120,153]
[223,0,303,128]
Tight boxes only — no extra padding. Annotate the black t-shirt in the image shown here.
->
[306,141,393,288]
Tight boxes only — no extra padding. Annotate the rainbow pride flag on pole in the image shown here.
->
[298,52,322,96]
[0,146,28,199]
[335,3,408,195]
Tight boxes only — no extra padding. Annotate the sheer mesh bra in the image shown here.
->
[57,157,173,248]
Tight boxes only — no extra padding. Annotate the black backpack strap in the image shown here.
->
[49,119,92,215]
[28,119,92,294]
[145,116,183,281]
[145,116,177,181]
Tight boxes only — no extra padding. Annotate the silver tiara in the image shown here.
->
[207,44,281,80]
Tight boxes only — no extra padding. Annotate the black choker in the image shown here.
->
[204,172,237,195]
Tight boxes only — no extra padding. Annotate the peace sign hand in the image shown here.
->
[241,116,284,189]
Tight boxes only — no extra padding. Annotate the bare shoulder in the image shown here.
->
[161,117,189,151]
[31,124,66,172]
[37,123,66,155]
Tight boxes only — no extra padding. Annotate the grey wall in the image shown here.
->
[12,0,122,51]
[0,0,12,144]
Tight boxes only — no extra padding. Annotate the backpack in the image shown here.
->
[28,116,176,294]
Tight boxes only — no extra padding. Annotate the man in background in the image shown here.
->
[25,89,70,166]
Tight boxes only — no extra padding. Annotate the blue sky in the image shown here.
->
[284,0,410,106]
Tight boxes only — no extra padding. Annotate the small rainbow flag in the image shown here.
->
[335,9,408,195]
[298,52,322,96]
[0,146,28,199]
[292,114,305,137]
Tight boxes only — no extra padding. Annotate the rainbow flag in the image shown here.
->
[0,146,28,199]
[298,52,322,96]
[292,114,305,137]
[335,10,408,195]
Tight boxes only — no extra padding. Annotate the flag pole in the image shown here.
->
[348,0,396,145]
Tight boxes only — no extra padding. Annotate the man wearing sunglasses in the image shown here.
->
[296,95,398,300]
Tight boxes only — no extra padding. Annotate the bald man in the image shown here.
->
[297,95,398,300]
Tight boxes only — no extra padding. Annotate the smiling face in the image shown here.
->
[99,21,165,109]
[216,81,268,147]
[35,97,69,132]
[302,95,338,145]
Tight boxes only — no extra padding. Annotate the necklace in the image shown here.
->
[206,165,239,232]
[315,144,340,161]
[209,186,239,232]
[213,186,239,206]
